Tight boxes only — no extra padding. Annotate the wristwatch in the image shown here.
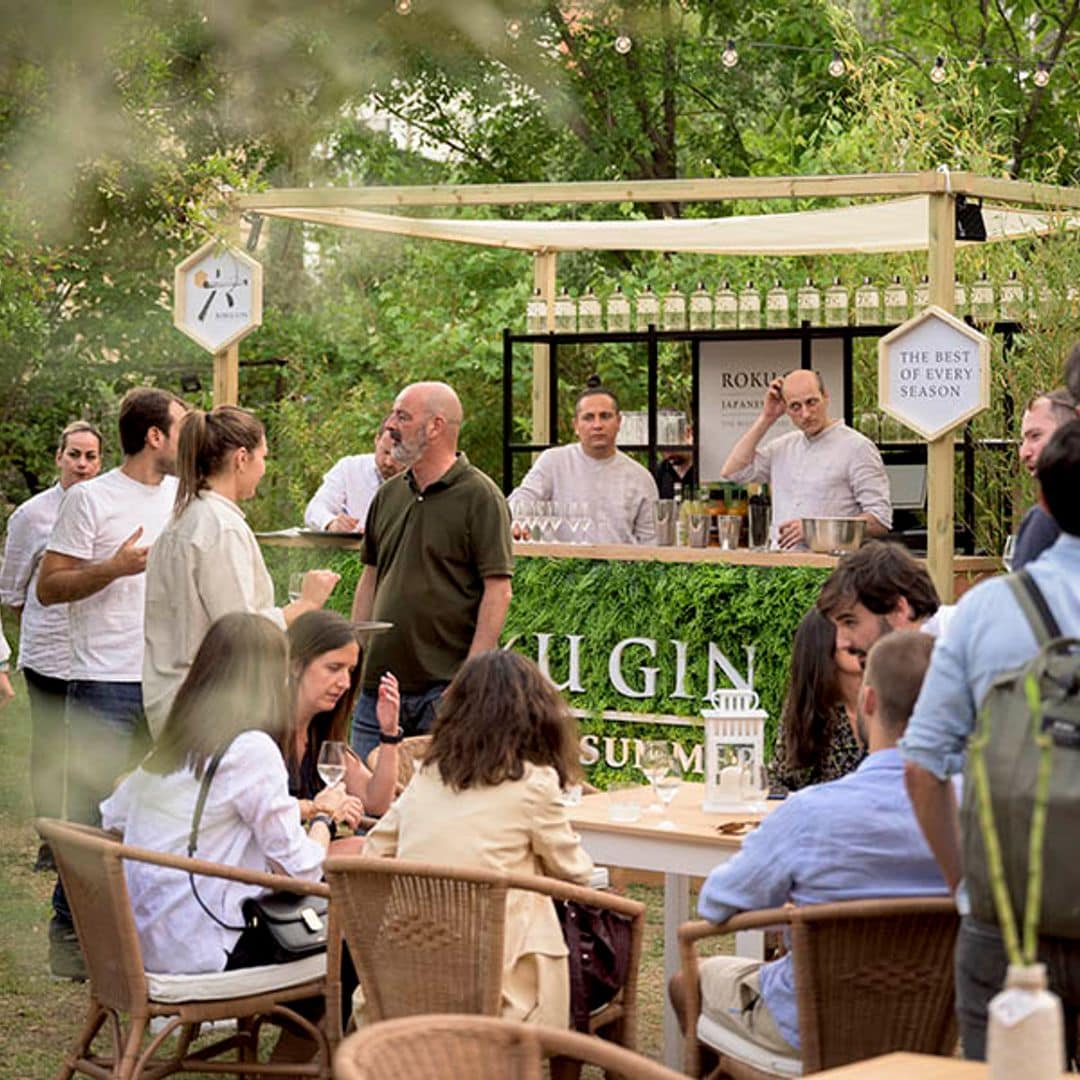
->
[309,813,336,838]
[379,730,405,745]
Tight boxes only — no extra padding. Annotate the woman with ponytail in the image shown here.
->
[143,405,339,738]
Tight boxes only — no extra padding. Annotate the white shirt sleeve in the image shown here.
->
[0,505,37,606]
[304,458,351,530]
[46,485,96,560]
[849,440,893,530]
[508,452,554,508]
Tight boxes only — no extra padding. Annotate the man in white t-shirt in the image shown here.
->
[36,386,186,978]
[303,417,404,531]
[0,420,103,870]
[508,382,658,544]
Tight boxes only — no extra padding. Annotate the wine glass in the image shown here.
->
[639,739,671,814]
[653,762,683,829]
[317,740,348,789]
[288,571,304,603]
[1002,534,1017,573]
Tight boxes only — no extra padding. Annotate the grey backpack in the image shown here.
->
[961,570,1080,938]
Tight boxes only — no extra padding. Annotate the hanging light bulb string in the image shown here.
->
[388,4,1060,89]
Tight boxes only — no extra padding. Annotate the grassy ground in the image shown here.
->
[0,672,727,1075]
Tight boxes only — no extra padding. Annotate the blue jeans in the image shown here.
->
[350,682,447,761]
[955,916,1080,1065]
[54,680,148,927]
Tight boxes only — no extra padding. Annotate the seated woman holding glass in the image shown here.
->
[286,610,400,836]
[364,649,594,1028]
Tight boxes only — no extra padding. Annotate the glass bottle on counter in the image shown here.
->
[662,283,687,330]
[526,287,547,333]
[971,271,995,323]
[635,285,659,331]
[689,282,713,330]
[954,279,967,317]
[854,276,881,325]
[884,275,908,324]
[714,280,738,329]
[765,279,790,328]
[577,287,602,332]
[748,483,772,550]
[606,284,631,332]
[796,278,821,325]
[913,274,930,309]
[824,277,849,326]
[553,287,576,333]
[999,270,1024,322]
[738,281,761,329]
[673,481,685,546]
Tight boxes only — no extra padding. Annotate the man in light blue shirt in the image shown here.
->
[902,419,1080,1061]
[692,630,949,1057]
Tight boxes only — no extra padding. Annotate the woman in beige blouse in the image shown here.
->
[364,649,594,1028]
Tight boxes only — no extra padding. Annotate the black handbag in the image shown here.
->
[187,743,329,963]
[555,899,633,1032]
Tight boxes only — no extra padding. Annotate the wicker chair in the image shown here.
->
[333,1014,683,1079]
[323,856,645,1054]
[676,896,959,1078]
[39,817,338,1080]
[364,735,432,795]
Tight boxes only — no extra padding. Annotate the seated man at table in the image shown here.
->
[508,377,658,545]
[720,369,891,550]
[679,630,949,1060]
[303,417,404,532]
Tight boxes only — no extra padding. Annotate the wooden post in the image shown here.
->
[926,194,956,603]
[213,343,239,406]
[531,250,556,448]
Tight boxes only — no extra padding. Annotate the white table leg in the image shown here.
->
[662,871,690,1070]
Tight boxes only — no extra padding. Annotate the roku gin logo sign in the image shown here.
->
[505,632,758,775]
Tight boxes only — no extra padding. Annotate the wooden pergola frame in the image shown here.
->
[230,170,1080,600]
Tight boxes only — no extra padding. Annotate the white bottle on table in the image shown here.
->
[987,963,1064,1080]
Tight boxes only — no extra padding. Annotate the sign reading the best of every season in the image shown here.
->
[877,306,990,441]
[174,240,263,354]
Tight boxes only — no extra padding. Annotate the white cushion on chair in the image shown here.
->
[147,953,327,1003]
[696,1013,803,1077]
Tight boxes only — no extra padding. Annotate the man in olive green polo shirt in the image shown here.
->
[349,381,514,758]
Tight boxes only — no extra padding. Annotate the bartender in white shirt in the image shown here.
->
[721,369,891,551]
[304,417,405,532]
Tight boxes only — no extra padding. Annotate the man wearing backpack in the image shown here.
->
[902,419,1080,1061]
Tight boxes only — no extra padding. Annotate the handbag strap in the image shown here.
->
[1007,569,1063,647]
[187,743,245,932]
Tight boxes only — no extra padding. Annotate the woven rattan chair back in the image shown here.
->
[790,896,959,1072]
[325,858,507,1021]
[333,1014,685,1080]
[40,819,150,1015]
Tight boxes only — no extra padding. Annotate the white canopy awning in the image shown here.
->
[250,195,1074,255]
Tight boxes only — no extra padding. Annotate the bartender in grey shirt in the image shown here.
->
[722,369,891,550]
[509,381,658,544]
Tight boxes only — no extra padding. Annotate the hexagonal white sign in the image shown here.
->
[878,306,990,441]
[174,240,263,354]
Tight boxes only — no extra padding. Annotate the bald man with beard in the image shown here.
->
[349,381,513,758]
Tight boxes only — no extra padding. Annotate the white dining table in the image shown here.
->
[569,781,773,1069]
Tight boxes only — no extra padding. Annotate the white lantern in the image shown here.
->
[701,687,768,813]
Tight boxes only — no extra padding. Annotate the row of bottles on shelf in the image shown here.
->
[526,271,1073,334]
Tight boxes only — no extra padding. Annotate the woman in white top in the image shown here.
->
[365,650,594,1028]
[143,406,339,738]
[101,612,332,974]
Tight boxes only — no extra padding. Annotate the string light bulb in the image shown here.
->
[929,55,947,83]
[828,50,845,78]
[1033,60,1051,87]
[614,32,632,55]
[506,17,522,40]
[394,0,412,12]
[721,39,739,69]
